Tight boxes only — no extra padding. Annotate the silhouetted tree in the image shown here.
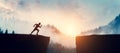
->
[12,31,15,34]
[1,30,3,34]
[5,29,8,34]
[0,28,3,34]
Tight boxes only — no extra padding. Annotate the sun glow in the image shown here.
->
[62,25,80,37]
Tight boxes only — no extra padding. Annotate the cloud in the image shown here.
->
[0,0,120,33]
[0,0,120,48]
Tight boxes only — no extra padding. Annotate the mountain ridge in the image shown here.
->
[82,14,120,35]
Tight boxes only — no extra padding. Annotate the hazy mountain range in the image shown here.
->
[82,14,120,35]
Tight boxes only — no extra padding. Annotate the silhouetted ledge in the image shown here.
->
[76,35,120,53]
[0,34,50,53]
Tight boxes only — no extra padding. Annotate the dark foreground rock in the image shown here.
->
[76,35,120,53]
[0,34,50,53]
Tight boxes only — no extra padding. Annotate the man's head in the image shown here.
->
[38,22,41,25]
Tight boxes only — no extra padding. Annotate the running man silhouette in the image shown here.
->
[30,22,42,35]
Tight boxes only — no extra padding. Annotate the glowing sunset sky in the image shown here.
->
[0,0,120,47]
[0,0,120,34]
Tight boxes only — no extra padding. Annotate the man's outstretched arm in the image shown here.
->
[39,25,42,28]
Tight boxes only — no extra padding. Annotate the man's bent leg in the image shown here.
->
[36,29,39,35]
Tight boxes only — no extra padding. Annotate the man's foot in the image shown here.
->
[36,34,38,35]
[30,33,32,35]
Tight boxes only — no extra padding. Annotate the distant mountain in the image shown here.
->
[82,14,120,35]
[45,24,61,34]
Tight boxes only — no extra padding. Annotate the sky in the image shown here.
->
[0,0,120,47]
